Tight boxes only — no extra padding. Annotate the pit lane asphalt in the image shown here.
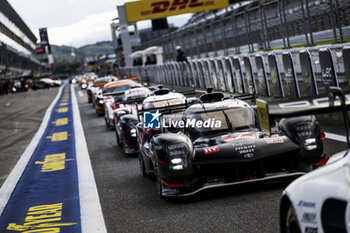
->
[76,87,288,233]
[0,88,59,187]
[76,86,348,233]
[0,86,345,233]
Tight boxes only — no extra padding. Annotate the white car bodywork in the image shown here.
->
[282,149,350,233]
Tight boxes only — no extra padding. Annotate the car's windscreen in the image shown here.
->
[143,98,186,110]
[185,107,255,136]
[103,85,130,94]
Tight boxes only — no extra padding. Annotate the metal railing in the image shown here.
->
[119,44,350,99]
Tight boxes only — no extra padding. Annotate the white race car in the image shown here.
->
[280,149,350,233]
[279,89,350,233]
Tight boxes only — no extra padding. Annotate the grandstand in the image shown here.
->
[0,0,44,79]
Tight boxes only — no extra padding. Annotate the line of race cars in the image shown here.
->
[82,73,350,233]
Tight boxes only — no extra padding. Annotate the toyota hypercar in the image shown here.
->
[113,87,152,155]
[137,91,326,198]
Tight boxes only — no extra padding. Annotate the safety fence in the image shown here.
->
[118,44,350,99]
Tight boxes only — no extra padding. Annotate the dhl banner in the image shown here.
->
[125,0,229,23]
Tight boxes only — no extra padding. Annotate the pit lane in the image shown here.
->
[0,86,346,233]
[75,86,346,233]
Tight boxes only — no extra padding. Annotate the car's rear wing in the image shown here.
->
[233,93,256,101]
[137,103,188,122]
[115,97,146,106]
[103,91,125,97]
[178,90,197,97]
[119,76,139,81]
[257,88,350,146]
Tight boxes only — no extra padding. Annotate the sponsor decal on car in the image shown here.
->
[203,146,219,154]
[302,212,317,223]
[298,200,316,208]
[265,137,284,144]
[305,227,318,233]
[222,133,253,142]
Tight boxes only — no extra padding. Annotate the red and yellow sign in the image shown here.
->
[125,0,229,23]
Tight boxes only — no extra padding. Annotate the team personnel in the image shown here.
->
[176,45,187,62]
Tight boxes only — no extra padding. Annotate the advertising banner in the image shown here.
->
[125,0,229,23]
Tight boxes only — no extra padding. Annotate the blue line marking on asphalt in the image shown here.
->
[0,85,81,232]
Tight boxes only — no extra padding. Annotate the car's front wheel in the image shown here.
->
[116,130,121,147]
[138,151,147,176]
[104,115,109,127]
[285,205,301,233]
[155,168,163,199]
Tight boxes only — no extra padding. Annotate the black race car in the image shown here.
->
[116,87,197,156]
[137,91,326,198]
[114,87,152,155]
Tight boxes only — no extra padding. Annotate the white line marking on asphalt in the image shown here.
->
[78,90,84,97]
[71,85,107,233]
[0,86,64,215]
[325,132,349,143]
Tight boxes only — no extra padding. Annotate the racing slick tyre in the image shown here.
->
[154,163,167,199]
[115,131,122,147]
[285,205,301,233]
[121,135,130,156]
[138,151,147,177]
[116,131,122,147]
[104,116,109,127]
[155,167,164,199]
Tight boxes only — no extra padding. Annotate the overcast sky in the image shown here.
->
[8,0,192,47]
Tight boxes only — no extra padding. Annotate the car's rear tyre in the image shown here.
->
[285,205,301,233]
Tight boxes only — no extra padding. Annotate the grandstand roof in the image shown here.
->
[0,0,37,43]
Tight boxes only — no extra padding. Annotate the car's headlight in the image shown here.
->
[171,158,183,164]
[130,128,136,137]
[165,144,188,170]
[304,138,317,151]
[172,165,184,170]
[169,150,186,156]
[295,125,313,138]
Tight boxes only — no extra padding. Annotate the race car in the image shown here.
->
[279,89,350,233]
[115,86,197,155]
[94,79,140,116]
[137,90,326,198]
[113,87,152,154]
[136,88,190,158]
[109,87,151,130]
[89,75,117,105]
